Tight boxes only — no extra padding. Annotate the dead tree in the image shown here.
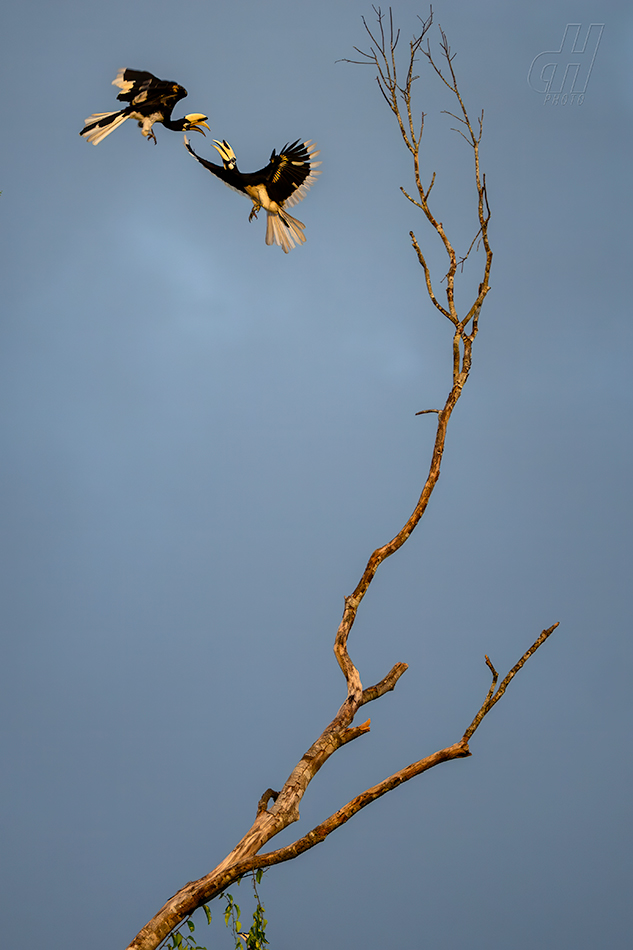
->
[125,9,557,949]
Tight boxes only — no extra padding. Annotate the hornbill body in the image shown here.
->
[80,69,209,145]
[184,137,321,253]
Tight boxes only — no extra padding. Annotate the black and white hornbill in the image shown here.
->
[184,136,321,253]
[80,69,209,145]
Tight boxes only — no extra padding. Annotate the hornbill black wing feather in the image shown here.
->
[114,69,188,111]
[114,69,159,102]
[251,140,315,204]
[183,139,247,196]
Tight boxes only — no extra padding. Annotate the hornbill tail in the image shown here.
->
[80,110,130,145]
[266,209,307,253]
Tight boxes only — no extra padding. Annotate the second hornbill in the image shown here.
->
[80,69,209,145]
[184,136,321,253]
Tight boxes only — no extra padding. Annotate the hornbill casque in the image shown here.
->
[80,69,209,145]
[184,136,321,253]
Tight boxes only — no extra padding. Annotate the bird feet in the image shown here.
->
[147,130,158,145]
[248,203,261,223]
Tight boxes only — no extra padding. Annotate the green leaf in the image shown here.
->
[187,920,195,932]
[203,904,212,925]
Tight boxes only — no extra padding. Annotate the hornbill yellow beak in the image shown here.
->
[212,139,238,167]
[186,114,210,135]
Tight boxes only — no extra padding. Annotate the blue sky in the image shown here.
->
[1,1,631,948]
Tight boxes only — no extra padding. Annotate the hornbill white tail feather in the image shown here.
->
[266,209,307,252]
[81,110,131,145]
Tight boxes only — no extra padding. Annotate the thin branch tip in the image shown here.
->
[463,622,559,742]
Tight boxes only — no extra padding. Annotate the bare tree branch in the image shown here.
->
[463,624,560,741]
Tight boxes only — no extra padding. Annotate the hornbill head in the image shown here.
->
[212,139,238,170]
[183,114,210,135]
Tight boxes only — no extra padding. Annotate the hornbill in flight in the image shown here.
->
[184,137,321,253]
[80,69,209,145]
